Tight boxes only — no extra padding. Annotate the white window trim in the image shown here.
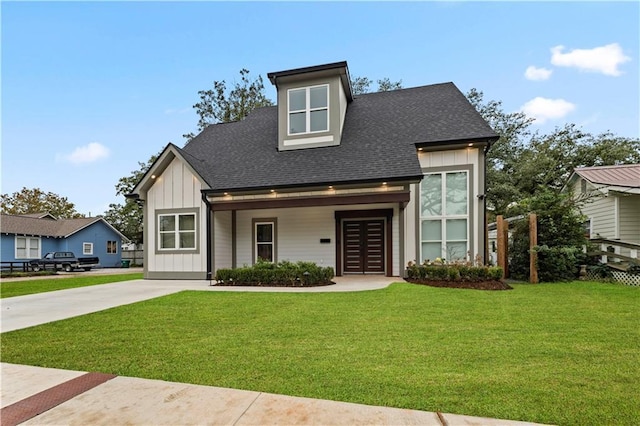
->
[252,219,277,264]
[287,84,329,136]
[158,212,197,251]
[420,170,470,261]
[83,242,94,255]
[15,236,41,259]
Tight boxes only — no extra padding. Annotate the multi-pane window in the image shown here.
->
[420,171,469,261]
[83,242,93,255]
[15,236,40,259]
[107,241,118,254]
[159,213,196,250]
[288,85,328,134]
[255,222,275,262]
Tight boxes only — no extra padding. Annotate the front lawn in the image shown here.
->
[1,282,638,425]
[0,273,143,298]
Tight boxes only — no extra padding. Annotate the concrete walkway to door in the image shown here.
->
[1,274,397,333]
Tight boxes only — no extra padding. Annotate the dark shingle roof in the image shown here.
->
[181,82,497,192]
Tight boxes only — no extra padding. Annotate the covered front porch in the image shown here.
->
[206,185,412,278]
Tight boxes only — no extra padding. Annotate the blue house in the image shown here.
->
[1,213,127,268]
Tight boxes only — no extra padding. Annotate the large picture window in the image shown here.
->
[15,236,41,259]
[158,212,196,250]
[420,171,469,261]
[288,85,328,135]
[253,219,277,263]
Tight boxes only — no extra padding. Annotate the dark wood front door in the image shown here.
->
[343,220,385,274]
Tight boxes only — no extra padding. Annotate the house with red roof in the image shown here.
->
[567,163,640,265]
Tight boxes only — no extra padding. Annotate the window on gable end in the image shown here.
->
[288,85,328,135]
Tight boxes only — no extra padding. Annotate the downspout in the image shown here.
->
[483,141,492,264]
[201,192,213,282]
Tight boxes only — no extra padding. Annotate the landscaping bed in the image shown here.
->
[404,278,512,290]
[214,260,334,287]
[404,260,509,290]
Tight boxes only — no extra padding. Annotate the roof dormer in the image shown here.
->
[268,61,353,151]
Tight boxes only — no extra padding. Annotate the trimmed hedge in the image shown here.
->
[214,260,334,287]
[406,262,503,282]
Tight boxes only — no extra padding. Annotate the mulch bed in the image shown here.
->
[405,278,512,290]
[210,281,335,287]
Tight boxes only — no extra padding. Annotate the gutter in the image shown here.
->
[201,192,213,282]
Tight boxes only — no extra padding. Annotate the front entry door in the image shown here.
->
[343,220,385,274]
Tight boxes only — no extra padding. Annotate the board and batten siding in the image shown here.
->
[145,158,207,278]
[234,203,401,275]
[409,147,484,263]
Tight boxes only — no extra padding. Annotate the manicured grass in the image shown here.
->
[0,273,143,298]
[1,282,638,425]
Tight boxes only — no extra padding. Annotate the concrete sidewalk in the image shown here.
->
[1,363,547,426]
[1,277,550,425]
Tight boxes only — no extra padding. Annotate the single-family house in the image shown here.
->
[567,163,640,261]
[0,213,126,267]
[128,61,498,280]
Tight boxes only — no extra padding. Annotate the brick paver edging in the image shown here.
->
[0,372,116,426]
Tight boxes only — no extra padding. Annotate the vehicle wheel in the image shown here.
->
[32,265,41,272]
[84,267,91,271]
[64,264,73,272]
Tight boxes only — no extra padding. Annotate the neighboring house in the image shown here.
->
[0,213,126,267]
[567,164,640,260]
[128,61,498,279]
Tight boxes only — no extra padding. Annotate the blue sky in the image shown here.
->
[2,1,638,217]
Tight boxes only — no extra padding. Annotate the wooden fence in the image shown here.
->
[121,250,144,266]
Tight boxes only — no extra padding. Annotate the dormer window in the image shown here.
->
[288,85,329,135]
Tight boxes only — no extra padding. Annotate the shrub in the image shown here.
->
[507,189,588,282]
[405,261,503,282]
[214,260,334,286]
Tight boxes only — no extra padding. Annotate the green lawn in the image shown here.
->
[1,281,638,425]
[0,273,143,298]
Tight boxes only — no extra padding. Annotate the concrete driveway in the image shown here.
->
[1,275,397,333]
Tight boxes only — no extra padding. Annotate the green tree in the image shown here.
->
[184,69,273,140]
[0,187,83,218]
[507,190,588,282]
[351,76,403,95]
[467,89,640,217]
[101,153,160,244]
[466,89,533,216]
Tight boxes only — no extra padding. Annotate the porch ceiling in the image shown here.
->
[208,191,410,211]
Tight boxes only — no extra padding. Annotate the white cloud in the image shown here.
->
[57,142,110,165]
[550,43,631,76]
[524,66,552,81]
[520,97,576,124]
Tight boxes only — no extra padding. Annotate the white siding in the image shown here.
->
[416,147,483,262]
[235,203,401,275]
[146,159,206,274]
[214,211,233,270]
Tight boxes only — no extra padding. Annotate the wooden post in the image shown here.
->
[497,215,507,278]
[529,213,538,284]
